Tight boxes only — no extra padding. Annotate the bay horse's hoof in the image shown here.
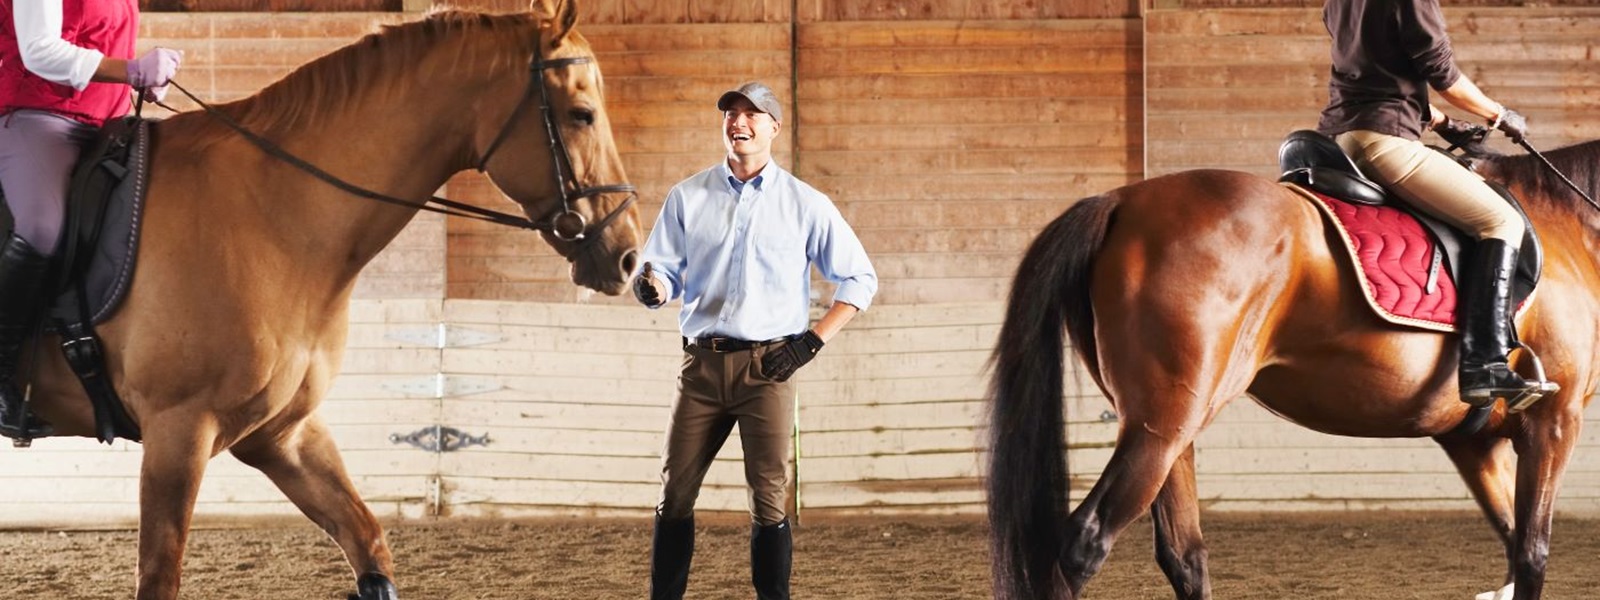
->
[347,572,398,600]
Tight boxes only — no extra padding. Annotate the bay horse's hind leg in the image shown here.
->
[1151,444,1209,600]
[231,415,398,600]
[1437,435,1516,598]
[1061,327,1247,596]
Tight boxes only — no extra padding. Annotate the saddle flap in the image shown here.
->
[47,117,151,327]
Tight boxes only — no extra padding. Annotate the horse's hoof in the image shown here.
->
[348,572,398,600]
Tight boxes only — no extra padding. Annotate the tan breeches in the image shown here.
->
[1336,129,1524,242]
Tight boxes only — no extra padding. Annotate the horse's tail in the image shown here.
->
[987,193,1119,600]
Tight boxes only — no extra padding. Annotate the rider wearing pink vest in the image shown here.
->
[0,0,136,125]
[0,0,181,439]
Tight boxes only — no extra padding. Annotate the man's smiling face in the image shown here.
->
[722,96,779,160]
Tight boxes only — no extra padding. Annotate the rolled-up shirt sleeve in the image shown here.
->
[810,202,877,311]
[1405,0,1461,91]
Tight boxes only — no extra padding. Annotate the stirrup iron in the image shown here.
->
[1505,347,1558,413]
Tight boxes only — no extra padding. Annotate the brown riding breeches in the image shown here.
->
[657,342,796,526]
[1335,129,1525,243]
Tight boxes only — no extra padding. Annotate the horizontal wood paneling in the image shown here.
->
[796,0,1139,20]
[1145,8,1600,177]
[796,19,1142,305]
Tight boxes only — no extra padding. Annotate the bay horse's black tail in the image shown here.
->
[987,194,1119,600]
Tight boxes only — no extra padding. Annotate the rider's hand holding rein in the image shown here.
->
[1492,108,1528,144]
[95,47,183,103]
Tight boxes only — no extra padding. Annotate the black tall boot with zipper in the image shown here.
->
[1457,238,1551,411]
[0,234,52,439]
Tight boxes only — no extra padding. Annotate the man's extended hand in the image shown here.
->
[633,262,664,308]
[760,331,825,382]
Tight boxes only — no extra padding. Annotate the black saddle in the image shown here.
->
[1276,129,1542,307]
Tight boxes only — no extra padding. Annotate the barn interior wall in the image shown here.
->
[5,3,1598,526]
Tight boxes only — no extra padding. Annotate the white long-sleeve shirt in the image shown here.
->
[12,0,102,90]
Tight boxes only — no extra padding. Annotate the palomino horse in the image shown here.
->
[987,140,1600,600]
[18,2,641,599]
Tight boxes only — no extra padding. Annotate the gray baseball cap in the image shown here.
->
[716,81,783,123]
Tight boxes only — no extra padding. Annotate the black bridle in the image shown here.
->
[160,47,636,245]
[478,54,636,242]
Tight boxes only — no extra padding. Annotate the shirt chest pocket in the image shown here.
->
[751,234,807,287]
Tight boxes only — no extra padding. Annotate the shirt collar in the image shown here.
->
[722,159,777,194]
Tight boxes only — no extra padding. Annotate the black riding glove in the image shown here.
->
[760,331,824,383]
[633,262,664,308]
[1493,108,1528,144]
[1433,117,1489,154]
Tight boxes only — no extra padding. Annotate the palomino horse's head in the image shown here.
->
[476,0,642,295]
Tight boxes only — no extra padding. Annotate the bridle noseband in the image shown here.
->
[478,51,637,244]
[162,45,637,248]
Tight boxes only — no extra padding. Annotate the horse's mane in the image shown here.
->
[1483,140,1600,218]
[195,10,540,140]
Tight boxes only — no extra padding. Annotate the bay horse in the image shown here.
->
[16,2,641,599]
[987,140,1600,600]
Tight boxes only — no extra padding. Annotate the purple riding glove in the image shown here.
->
[127,48,183,101]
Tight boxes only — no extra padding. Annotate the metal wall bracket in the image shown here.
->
[390,425,491,453]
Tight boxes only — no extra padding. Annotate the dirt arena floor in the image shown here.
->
[3,511,1599,599]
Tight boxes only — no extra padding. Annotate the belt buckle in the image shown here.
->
[709,338,730,352]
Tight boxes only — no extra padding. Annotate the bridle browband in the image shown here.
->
[159,45,636,246]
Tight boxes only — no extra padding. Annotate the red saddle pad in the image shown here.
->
[1289,185,1458,332]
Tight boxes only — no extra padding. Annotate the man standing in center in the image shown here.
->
[632,81,878,600]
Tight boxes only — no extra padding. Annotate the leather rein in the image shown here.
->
[157,48,636,246]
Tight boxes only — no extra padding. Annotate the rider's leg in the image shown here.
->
[0,110,97,438]
[1337,130,1547,408]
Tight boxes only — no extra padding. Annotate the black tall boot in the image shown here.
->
[0,234,52,440]
[650,514,694,600]
[1457,238,1549,410]
[751,519,792,600]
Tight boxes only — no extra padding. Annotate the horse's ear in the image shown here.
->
[529,0,578,48]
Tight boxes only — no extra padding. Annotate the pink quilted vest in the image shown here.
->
[0,0,138,126]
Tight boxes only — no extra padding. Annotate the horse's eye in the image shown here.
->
[570,108,595,127]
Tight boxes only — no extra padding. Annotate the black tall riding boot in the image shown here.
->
[650,514,695,600]
[1457,238,1547,409]
[751,519,792,600]
[0,234,52,439]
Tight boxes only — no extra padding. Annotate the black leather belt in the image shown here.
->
[683,336,783,353]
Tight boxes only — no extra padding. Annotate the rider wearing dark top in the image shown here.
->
[1317,0,1547,409]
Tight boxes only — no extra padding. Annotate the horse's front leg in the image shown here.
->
[1508,396,1584,600]
[1151,444,1209,600]
[135,412,219,600]
[231,414,397,600]
[1436,434,1516,597]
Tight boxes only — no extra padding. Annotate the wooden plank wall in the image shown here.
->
[796,19,1142,305]
[1146,7,1600,178]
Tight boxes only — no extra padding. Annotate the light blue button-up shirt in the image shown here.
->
[637,160,878,341]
